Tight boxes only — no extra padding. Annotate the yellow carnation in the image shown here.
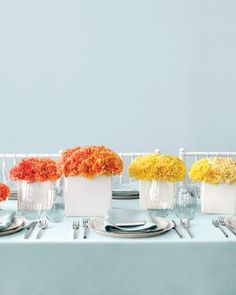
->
[128,153,186,182]
[189,157,236,184]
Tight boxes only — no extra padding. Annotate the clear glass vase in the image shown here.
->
[18,180,54,220]
[148,180,174,217]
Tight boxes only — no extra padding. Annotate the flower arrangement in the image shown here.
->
[128,153,186,182]
[0,183,10,201]
[58,145,123,178]
[10,157,61,183]
[189,157,236,184]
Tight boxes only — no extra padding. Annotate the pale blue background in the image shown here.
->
[0,0,235,154]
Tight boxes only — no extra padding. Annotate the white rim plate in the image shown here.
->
[88,216,174,238]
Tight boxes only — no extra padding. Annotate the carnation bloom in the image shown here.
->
[128,153,186,182]
[10,157,61,182]
[189,157,236,184]
[0,183,10,201]
[58,145,123,178]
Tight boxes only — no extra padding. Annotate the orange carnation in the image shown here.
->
[0,183,10,201]
[58,145,123,178]
[10,157,61,182]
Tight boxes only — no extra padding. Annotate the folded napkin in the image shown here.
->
[105,209,158,233]
[0,210,15,230]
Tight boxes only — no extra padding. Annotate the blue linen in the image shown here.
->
[0,210,15,230]
[105,208,158,232]
[0,200,236,295]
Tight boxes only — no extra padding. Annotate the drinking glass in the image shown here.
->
[175,185,198,220]
[46,189,65,222]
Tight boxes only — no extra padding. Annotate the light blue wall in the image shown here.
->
[0,0,235,154]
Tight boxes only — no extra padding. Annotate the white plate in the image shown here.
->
[88,216,173,238]
[224,216,236,229]
[0,217,25,236]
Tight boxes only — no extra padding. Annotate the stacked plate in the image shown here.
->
[89,216,174,238]
[112,181,139,200]
[224,216,236,229]
[0,217,25,236]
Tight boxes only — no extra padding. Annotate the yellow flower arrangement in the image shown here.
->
[128,153,186,182]
[189,157,236,184]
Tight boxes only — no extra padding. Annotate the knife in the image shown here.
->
[172,220,183,239]
[24,221,38,239]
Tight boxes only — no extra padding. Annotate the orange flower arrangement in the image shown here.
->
[10,157,61,183]
[58,145,123,178]
[0,183,10,201]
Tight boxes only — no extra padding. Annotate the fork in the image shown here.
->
[180,219,193,238]
[73,220,80,239]
[36,220,48,239]
[83,218,90,239]
[218,216,236,237]
[212,219,228,238]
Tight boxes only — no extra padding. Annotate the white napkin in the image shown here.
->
[0,210,15,230]
[105,209,158,233]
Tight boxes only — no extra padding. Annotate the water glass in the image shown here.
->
[175,185,198,220]
[46,189,65,222]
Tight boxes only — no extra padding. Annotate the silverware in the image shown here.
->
[73,220,80,239]
[180,219,193,238]
[83,218,90,239]
[212,219,228,238]
[218,216,236,237]
[172,220,183,239]
[24,221,38,239]
[36,220,48,239]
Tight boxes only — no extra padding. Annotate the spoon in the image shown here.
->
[180,219,193,238]
[36,219,48,239]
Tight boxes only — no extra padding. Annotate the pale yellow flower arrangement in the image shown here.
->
[189,157,236,184]
[128,153,186,182]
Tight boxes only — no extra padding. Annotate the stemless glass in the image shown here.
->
[175,185,198,221]
[46,189,65,222]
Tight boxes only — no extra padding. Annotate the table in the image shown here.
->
[1,200,236,295]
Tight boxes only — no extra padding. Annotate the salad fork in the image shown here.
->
[212,219,228,238]
[83,218,90,239]
[73,220,80,239]
[36,220,48,239]
[218,216,236,237]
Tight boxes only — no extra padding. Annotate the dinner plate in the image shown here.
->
[88,216,173,238]
[0,217,25,236]
[224,216,236,229]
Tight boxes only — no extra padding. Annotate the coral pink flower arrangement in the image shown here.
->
[10,157,61,183]
[0,183,10,201]
[58,145,123,178]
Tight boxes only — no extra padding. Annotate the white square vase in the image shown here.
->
[17,180,54,211]
[139,180,174,210]
[64,176,112,216]
[201,183,236,214]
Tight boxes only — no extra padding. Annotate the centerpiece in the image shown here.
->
[10,157,61,214]
[189,157,236,214]
[58,145,123,216]
[128,153,186,210]
[0,183,10,204]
